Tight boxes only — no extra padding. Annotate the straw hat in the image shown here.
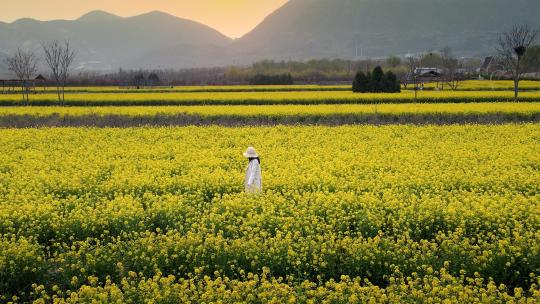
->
[243,146,259,158]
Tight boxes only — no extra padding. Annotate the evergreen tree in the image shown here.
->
[250,73,294,85]
[371,66,384,92]
[364,71,372,92]
[382,71,400,93]
[353,72,361,92]
[353,71,370,93]
[382,72,391,93]
[352,67,400,93]
[390,72,401,92]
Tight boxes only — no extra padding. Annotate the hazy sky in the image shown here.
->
[0,0,288,38]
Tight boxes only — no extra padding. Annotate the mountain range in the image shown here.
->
[0,10,232,71]
[1,0,539,71]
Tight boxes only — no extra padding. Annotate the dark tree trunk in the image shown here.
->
[56,83,62,105]
[21,82,26,105]
[514,78,519,101]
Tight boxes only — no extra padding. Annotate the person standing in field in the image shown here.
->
[244,147,262,193]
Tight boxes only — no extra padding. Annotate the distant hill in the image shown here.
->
[0,11,232,70]
[1,1,540,71]
[231,0,540,61]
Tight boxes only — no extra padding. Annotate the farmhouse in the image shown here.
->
[414,67,442,77]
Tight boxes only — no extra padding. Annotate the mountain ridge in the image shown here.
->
[77,10,122,22]
[0,10,233,70]
[1,1,540,71]
[231,0,540,61]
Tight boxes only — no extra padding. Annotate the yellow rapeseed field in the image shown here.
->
[423,80,540,91]
[0,102,538,117]
[0,124,539,302]
[1,90,540,106]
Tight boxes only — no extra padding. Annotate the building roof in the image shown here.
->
[480,56,494,71]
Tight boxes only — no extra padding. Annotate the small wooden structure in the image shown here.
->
[1,75,47,94]
[402,68,443,90]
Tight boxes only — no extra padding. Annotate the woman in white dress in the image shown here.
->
[243,147,262,193]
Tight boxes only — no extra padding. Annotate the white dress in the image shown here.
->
[244,159,262,193]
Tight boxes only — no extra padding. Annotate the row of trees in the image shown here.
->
[132,72,161,88]
[33,34,538,88]
[5,41,76,105]
[3,26,536,99]
[249,73,294,85]
[353,67,400,93]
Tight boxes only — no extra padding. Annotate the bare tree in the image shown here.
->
[5,48,38,105]
[60,41,76,102]
[496,25,538,101]
[405,56,420,98]
[42,41,62,103]
[42,40,76,105]
[441,47,461,91]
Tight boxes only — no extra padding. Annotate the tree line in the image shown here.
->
[4,41,76,105]
[249,74,293,85]
[13,41,537,90]
[2,25,538,101]
[63,44,538,88]
[132,72,161,88]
